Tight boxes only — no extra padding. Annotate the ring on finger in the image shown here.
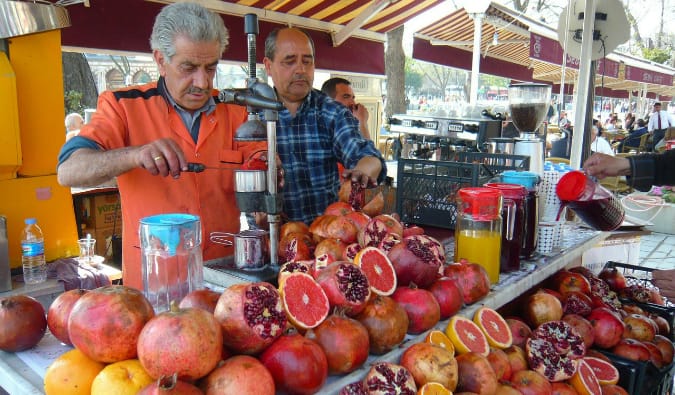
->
[153,155,163,161]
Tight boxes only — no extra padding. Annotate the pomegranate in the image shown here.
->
[325,201,355,216]
[344,211,370,234]
[402,225,425,237]
[504,345,528,375]
[391,285,441,334]
[362,191,385,217]
[200,355,275,395]
[443,262,491,304]
[325,215,359,243]
[622,313,657,342]
[505,317,532,348]
[643,341,666,368]
[278,260,315,285]
[589,277,622,312]
[523,290,563,327]
[487,348,513,381]
[342,242,362,262]
[259,331,328,395]
[455,352,498,395]
[309,214,339,242]
[569,265,597,280]
[343,180,365,211]
[358,215,403,247]
[363,362,417,395]
[377,232,402,253]
[649,313,670,336]
[138,375,203,395]
[178,288,220,314]
[387,235,443,289]
[137,302,222,380]
[497,383,524,395]
[214,282,286,355]
[653,334,675,364]
[68,285,154,362]
[400,342,458,391]
[510,369,553,395]
[526,320,585,382]
[587,307,625,349]
[562,313,595,349]
[428,277,464,320]
[280,221,310,239]
[47,289,87,346]
[551,382,580,395]
[316,261,371,316]
[554,270,592,295]
[601,384,630,395]
[611,338,651,361]
[314,238,349,263]
[0,295,47,352]
[622,304,646,316]
[598,267,627,292]
[305,312,370,374]
[339,381,368,395]
[355,295,409,355]
[279,232,313,262]
[562,290,593,316]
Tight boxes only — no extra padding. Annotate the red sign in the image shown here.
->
[529,33,619,78]
[624,65,674,86]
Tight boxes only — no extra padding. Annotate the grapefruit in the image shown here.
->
[416,381,452,395]
[279,272,330,329]
[583,356,619,385]
[90,359,154,395]
[44,348,106,395]
[424,330,455,355]
[473,306,513,349]
[445,315,489,356]
[353,247,397,296]
[568,358,601,395]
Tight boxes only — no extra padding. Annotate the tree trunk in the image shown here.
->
[62,52,98,112]
[385,25,406,120]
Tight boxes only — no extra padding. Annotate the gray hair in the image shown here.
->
[264,27,315,60]
[65,113,83,129]
[150,2,229,60]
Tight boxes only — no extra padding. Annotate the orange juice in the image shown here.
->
[454,229,501,283]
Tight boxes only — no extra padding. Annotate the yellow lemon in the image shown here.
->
[91,359,153,395]
[44,348,106,395]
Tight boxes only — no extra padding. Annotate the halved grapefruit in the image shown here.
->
[353,247,397,296]
[416,381,452,395]
[568,358,601,395]
[279,272,330,330]
[583,356,619,385]
[473,306,513,349]
[445,315,489,356]
[424,330,455,355]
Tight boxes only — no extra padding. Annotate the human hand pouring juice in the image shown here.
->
[555,170,625,231]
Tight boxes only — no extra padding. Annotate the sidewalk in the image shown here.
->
[638,232,675,270]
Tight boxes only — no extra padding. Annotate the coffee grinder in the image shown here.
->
[509,83,552,175]
[218,14,284,268]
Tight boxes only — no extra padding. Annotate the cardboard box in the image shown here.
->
[82,193,122,229]
[81,226,120,259]
[581,232,643,274]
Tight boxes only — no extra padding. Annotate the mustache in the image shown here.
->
[187,87,210,95]
[291,76,309,84]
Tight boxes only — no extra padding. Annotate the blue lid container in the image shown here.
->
[502,170,540,189]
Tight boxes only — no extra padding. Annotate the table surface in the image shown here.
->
[0,225,607,395]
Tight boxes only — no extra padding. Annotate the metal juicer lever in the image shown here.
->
[184,163,231,173]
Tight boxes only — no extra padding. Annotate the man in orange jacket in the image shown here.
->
[57,2,267,289]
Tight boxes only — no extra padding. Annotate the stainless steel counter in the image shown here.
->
[0,224,606,395]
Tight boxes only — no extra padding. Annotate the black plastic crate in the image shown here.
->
[395,158,494,229]
[598,350,674,395]
[604,261,675,341]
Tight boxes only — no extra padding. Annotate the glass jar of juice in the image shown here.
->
[454,187,503,284]
[484,183,528,273]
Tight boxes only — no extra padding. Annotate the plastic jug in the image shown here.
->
[556,171,625,231]
[454,188,503,284]
[501,171,540,258]
[139,214,203,312]
[484,183,528,273]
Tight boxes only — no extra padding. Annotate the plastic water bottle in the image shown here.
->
[21,218,47,284]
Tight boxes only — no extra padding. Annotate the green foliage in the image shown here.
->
[641,47,672,65]
[404,58,423,91]
[64,90,84,115]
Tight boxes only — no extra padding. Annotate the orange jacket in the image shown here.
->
[79,80,265,289]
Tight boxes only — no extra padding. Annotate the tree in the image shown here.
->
[416,62,453,99]
[642,47,672,64]
[62,52,98,115]
[404,58,423,94]
[385,25,406,120]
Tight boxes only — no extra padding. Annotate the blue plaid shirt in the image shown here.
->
[277,89,386,224]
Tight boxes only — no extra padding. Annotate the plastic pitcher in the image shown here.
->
[454,188,503,284]
[501,171,540,258]
[484,183,527,273]
[556,171,625,231]
[139,214,203,312]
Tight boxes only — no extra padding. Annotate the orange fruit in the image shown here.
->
[353,247,397,296]
[279,272,330,329]
[568,359,601,395]
[424,330,455,355]
[44,348,106,395]
[445,315,489,356]
[583,356,619,385]
[90,359,153,395]
[417,381,452,395]
[473,306,513,349]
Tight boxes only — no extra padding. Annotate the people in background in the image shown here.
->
[590,125,614,156]
[624,112,635,131]
[617,118,648,152]
[263,27,385,224]
[558,111,571,131]
[56,2,268,289]
[648,102,673,151]
[321,77,371,140]
[65,112,84,141]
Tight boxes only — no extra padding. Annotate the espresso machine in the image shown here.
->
[203,14,285,286]
[508,83,552,175]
